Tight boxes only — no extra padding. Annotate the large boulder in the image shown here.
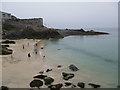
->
[69,64,79,71]
[1,86,9,90]
[33,75,47,79]
[77,82,85,88]
[30,79,43,88]
[88,83,101,88]
[48,84,63,90]
[44,77,54,85]
[62,72,74,80]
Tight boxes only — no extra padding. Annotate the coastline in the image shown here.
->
[1,37,117,88]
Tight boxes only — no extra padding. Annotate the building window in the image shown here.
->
[2,14,5,17]
[8,14,11,17]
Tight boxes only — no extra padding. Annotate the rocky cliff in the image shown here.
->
[2,19,63,39]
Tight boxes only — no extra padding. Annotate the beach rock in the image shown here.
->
[64,82,72,86]
[1,86,9,90]
[88,83,101,88]
[69,64,79,71]
[57,65,62,68]
[62,72,74,80]
[46,69,52,72]
[48,84,63,90]
[77,82,85,88]
[44,77,54,85]
[117,85,120,88]
[71,84,77,88]
[30,80,43,88]
[2,45,9,48]
[1,46,13,55]
[39,71,44,74]
[2,40,15,44]
[33,75,47,79]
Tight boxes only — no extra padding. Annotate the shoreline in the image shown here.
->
[1,39,117,88]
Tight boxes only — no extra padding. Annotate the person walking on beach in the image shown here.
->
[34,49,38,54]
[28,53,31,58]
[43,55,45,59]
[23,45,24,49]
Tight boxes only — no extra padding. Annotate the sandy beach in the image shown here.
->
[2,39,49,88]
[1,39,106,88]
[1,39,77,88]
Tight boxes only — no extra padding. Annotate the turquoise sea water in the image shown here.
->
[43,28,118,88]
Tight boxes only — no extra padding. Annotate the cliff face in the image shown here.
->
[2,19,63,39]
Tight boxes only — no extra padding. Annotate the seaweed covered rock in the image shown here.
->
[33,75,47,79]
[48,84,63,90]
[1,45,13,55]
[44,77,54,85]
[39,71,44,74]
[62,72,74,80]
[69,64,79,71]
[1,86,9,90]
[30,80,43,88]
[77,82,85,88]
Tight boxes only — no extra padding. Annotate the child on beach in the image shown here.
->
[34,49,38,54]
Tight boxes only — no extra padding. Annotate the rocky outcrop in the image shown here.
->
[1,86,9,90]
[30,79,43,88]
[58,29,109,37]
[69,64,79,71]
[2,19,63,39]
[3,28,63,39]
[77,82,85,88]
[44,77,54,85]
[62,72,74,80]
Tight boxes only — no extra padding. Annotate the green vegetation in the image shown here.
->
[2,23,15,30]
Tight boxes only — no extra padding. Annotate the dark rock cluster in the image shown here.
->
[29,64,101,89]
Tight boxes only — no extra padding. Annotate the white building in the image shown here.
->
[0,11,17,20]
[0,11,12,19]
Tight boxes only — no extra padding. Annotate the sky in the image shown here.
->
[1,2,118,29]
